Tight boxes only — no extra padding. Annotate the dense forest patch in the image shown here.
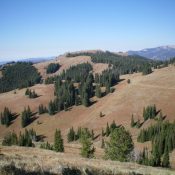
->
[46,63,60,74]
[0,62,41,93]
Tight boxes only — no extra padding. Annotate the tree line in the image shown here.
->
[2,129,37,147]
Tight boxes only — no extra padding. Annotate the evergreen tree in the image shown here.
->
[0,107,13,127]
[54,129,64,152]
[80,129,95,158]
[67,127,75,142]
[131,114,135,127]
[162,147,170,168]
[101,138,105,148]
[48,100,55,115]
[106,122,110,137]
[102,128,105,137]
[110,120,117,132]
[95,85,102,98]
[21,106,32,128]
[105,127,134,161]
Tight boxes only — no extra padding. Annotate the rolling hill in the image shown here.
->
[0,53,175,174]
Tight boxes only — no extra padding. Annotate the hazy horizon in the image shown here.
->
[1,0,175,61]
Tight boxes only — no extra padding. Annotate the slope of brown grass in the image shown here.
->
[1,63,175,167]
[34,55,108,79]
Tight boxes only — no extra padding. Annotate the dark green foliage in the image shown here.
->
[142,64,152,75]
[138,147,149,166]
[25,88,30,95]
[0,107,13,127]
[80,128,95,158]
[46,63,60,74]
[105,122,110,137]
[2,132,18,146]
[101,138,105,148]
[67,127,94,143]
[162,147,170,168]
[40,141,54,150]
[54,129,64,152]
[25,89,38,98]
[45,63,93,84]
[21,106,32,128]
[0,62,41,93]
[38,104,48,114]
[66,51,157,75]
[130,114,135,127]
[95,85,102,98]
[143,105,157,121]
[137,121,175,167]
[2,129,36,147]
[105,126,134,161]
[67,127,76,142]
[110,120,117,132]
[136,119,141,128]
[48,100,55,115]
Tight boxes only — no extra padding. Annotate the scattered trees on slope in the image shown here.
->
[137,121,175,167]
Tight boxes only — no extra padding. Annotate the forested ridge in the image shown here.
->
[0,62,41,93]
[66,51,163,74]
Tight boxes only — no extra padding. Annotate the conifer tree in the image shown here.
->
[131,114,135,127]
[105,127,134,161]
[102,128,105,137]
[48,100,55,115]
[162,147,170,168]
[80,129,95,158]
[54,129,64,152]
[95,85,102,98]
[106,122,110,137]
[101,138,105,148]
[67,127,75,142]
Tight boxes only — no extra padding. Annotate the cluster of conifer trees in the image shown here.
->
[67,127,94,143]
[40,129,64,152]
[0,107,13,127]
[25,88,38,98]
[137,121,175,167]
[38,104,48,114]
[46,63,60,74]
[21,106,32,128]
[143,105,157,121]
[0,62,41,93]
[2,129,37,147]
[45,63,120,115]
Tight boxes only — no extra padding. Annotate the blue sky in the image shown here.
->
[0,0,175,61]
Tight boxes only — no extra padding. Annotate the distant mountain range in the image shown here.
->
[128,45,175,60]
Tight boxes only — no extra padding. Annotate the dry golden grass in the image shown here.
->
[0,146,175,175]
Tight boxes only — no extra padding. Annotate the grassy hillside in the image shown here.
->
[0,146,174,175]
[1,54,175,172]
